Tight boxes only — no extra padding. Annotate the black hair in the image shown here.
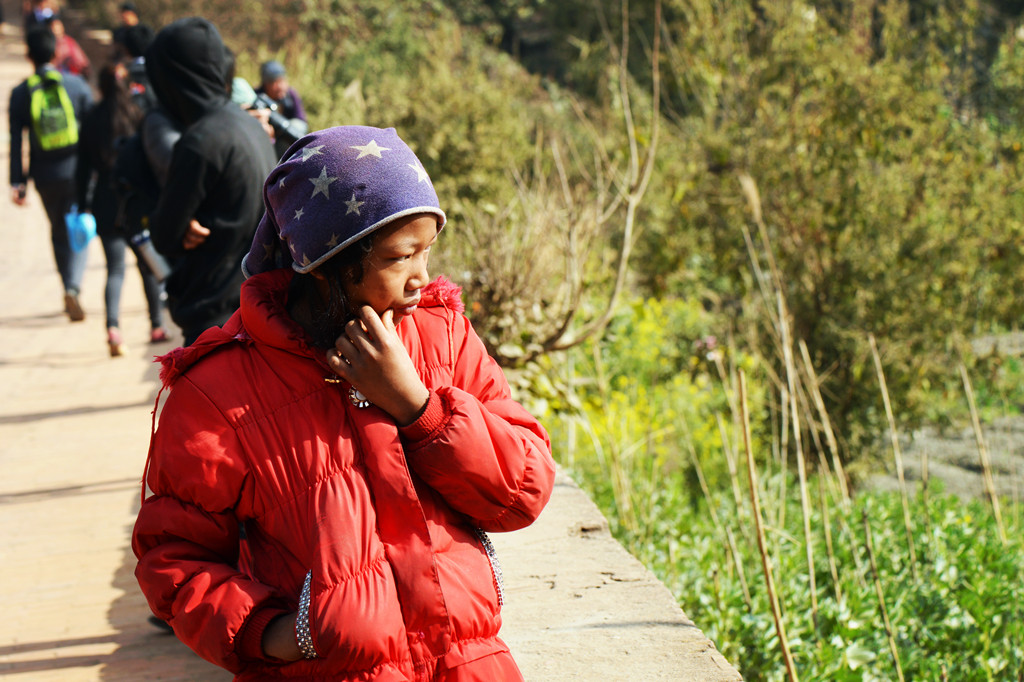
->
[122,23,154,58]
[26,25,56,66]
[93,64,143,169]
[288,232,376,348]
[222,46,236,89]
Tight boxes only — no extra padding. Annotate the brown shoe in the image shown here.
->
[64,292,85,322]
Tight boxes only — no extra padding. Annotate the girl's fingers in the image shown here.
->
[355,306,389,340]
[334,331,356,354]
[345,313,373,344]
[326,348,350,375]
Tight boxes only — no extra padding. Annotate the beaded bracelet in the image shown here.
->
[295,571,318,659]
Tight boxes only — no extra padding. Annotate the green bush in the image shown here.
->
[578,462,1024,680]
[546,296,773,529]
[647,0,1024,452]
[552,294,1024,680]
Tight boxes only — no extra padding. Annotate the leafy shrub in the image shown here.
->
[546,296,772,529]
[580,462,1024,680]
[552,295,1024,680]
[646,0,1024,452]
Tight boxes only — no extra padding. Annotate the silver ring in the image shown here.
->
[348,386,371,408]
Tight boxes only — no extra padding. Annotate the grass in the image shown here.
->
[545,297,1024,681]
[557,422,1024,680]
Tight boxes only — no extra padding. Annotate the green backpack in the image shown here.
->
[27,71,78,152]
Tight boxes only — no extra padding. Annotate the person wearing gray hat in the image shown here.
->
[253,59,308,157]
[133,125,555,680]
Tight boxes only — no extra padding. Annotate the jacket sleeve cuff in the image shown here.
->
[399,391,448,446]
[237,606,291,662]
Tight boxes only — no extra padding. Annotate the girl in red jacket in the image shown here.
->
[132,125,556,681]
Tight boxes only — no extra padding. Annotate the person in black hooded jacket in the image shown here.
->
[144,16,276,345]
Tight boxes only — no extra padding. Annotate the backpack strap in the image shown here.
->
[27,69,65,89]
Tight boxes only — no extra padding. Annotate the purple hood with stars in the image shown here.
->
[242,125,447,278]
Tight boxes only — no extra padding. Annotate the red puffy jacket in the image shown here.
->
[132,270,555,680]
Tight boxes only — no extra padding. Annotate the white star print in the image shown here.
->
[345,193,365,216]
[350,140,390,160]
[299,145,325,161]
[408,163,429,183]
[294,207,305,221]
[309,166,338,200]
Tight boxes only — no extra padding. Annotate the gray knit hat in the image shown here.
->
[259,59,286,83]
[242,125,446,278]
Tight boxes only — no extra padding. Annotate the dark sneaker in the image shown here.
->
[64,292,85,322]
[147,614,174,633]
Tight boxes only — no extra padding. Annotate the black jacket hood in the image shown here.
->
[145,17,230,127]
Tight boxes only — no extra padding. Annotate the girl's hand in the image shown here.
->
[262,612,302,662]
[326,306,430,426]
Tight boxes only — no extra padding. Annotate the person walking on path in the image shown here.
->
[46,14,90,79]
[132,125,556,680]
[119,23,156,112]
[75,63,168,356]
[9,24,93,321]
[110,1,145,61]
[143,17,276,345]
[22,0,56,34]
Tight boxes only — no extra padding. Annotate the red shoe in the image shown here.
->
[149,327,170,343]
[108,327,126,357]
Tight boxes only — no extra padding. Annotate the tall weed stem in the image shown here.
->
[869,334,919,579]
[862,510,906,682]
[798,339,851,506]
[959,363,1008,545]
[780,294,818,627]
[740,371,799,682]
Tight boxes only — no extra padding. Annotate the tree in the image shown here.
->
[438,0,663,368]
[651,0,1024,455]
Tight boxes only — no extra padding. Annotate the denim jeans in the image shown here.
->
[99,232,166,330]
[35,178,88,294]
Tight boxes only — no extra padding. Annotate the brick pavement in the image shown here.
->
[0,18,741,681]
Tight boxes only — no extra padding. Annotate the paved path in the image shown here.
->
[0,19,741,681]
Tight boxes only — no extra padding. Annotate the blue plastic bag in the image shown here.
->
[65,205,96,252]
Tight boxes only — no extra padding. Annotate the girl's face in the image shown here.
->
[341,213,439,324]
